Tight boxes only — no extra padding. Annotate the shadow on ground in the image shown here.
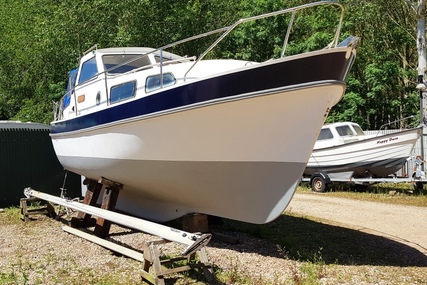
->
[209,214,427,267]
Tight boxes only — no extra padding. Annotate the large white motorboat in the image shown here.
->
[50,2,358,224]
[304,122,423,180]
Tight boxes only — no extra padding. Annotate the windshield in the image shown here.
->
[352,124,365,136]
[103,54,152,74]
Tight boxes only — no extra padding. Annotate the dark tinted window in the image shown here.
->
[63,68,78,108]
[317,128,333,140]
[103,54,151,74]
[78,57,98,84]
[146,73,176,92]
[110,81,136,103]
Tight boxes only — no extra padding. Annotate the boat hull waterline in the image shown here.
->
[52,82,348,224]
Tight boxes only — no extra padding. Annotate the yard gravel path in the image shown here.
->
[1,193,427,284]
[286,193,427,255]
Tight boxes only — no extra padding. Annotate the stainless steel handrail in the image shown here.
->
[98,0,344,82]
[61,1,344,119]
[181,0,344,80]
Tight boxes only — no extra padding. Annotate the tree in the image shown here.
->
[327,0,420,130]
[0,0,424,129]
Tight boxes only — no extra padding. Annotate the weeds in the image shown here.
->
[0,207,21,225]
[298,249,326,285]
[0,271,16,284]
[277,245,327,285]
[216,256,249,284]
[297,184,427,207]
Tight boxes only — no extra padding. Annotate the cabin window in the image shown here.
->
[145,73,176,93]
[110,81,137,104]
[317,128,333,141]
[63,93,71,109]
[63,68,78,108]
[103,54,151,74]
[78,57,98,84]
[336,125,354,137]
[154,55,173,63]
[352,124,365,136]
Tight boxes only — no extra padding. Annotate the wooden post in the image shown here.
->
[76,178,103,220]
[93,178,123,238]
[20,197,49,222]
[182,213,209,233]
[72,177,123,235]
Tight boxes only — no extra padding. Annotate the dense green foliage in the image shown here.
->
[0,0,423,128]
[330,0,421,129]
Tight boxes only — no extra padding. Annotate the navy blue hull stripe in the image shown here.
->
[51,51,350,134]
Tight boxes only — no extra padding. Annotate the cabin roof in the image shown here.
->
[322,122,361,128]
[94,47,185,60]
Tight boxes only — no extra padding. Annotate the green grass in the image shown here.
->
[0,207,22,225]
[0,271,17,284]
[298,183,427,207]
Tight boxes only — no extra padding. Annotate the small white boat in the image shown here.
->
[50,2,358,224]
[304,122,423,179]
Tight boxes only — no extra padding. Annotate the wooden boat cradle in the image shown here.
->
[21,177,213,285]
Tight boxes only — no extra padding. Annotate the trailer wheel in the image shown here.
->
[311,176,327,192]
[414,181,423,193]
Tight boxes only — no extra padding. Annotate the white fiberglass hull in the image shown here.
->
[52,83,346,223]
[305,127,422,178]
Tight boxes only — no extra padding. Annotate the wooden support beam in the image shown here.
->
[24,188,214,285]
[94,179,123,238]
[77,178,103,220]
[20,197,49,222]
[63,225,214,285]
[73,177,123,238]
[141,240,214,285]
[62,225,144,262]
[182,213,209,233]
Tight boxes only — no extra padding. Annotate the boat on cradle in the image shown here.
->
[303,122,423,189]
[50,1,358,224]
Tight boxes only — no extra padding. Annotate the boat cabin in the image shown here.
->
[57,47,197,121]
[313,122,367,149]
[56,46,254,122]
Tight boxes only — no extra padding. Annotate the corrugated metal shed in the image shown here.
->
[0,121,81,208]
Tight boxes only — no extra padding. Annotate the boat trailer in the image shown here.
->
[301,156,427,193]
[301,172,427,192]
[21,177,213,285]
[302,168,427,193]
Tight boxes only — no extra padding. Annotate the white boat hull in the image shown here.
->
[50,2,359,224]
[52,83,346,223]
[305,127,423,178]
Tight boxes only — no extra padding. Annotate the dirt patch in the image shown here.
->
[286,193,427,254]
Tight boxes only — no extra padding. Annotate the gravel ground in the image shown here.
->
[0,214,295,285]
[1,193,427,284]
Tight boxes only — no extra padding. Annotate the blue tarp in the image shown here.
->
[63,68,78,108]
